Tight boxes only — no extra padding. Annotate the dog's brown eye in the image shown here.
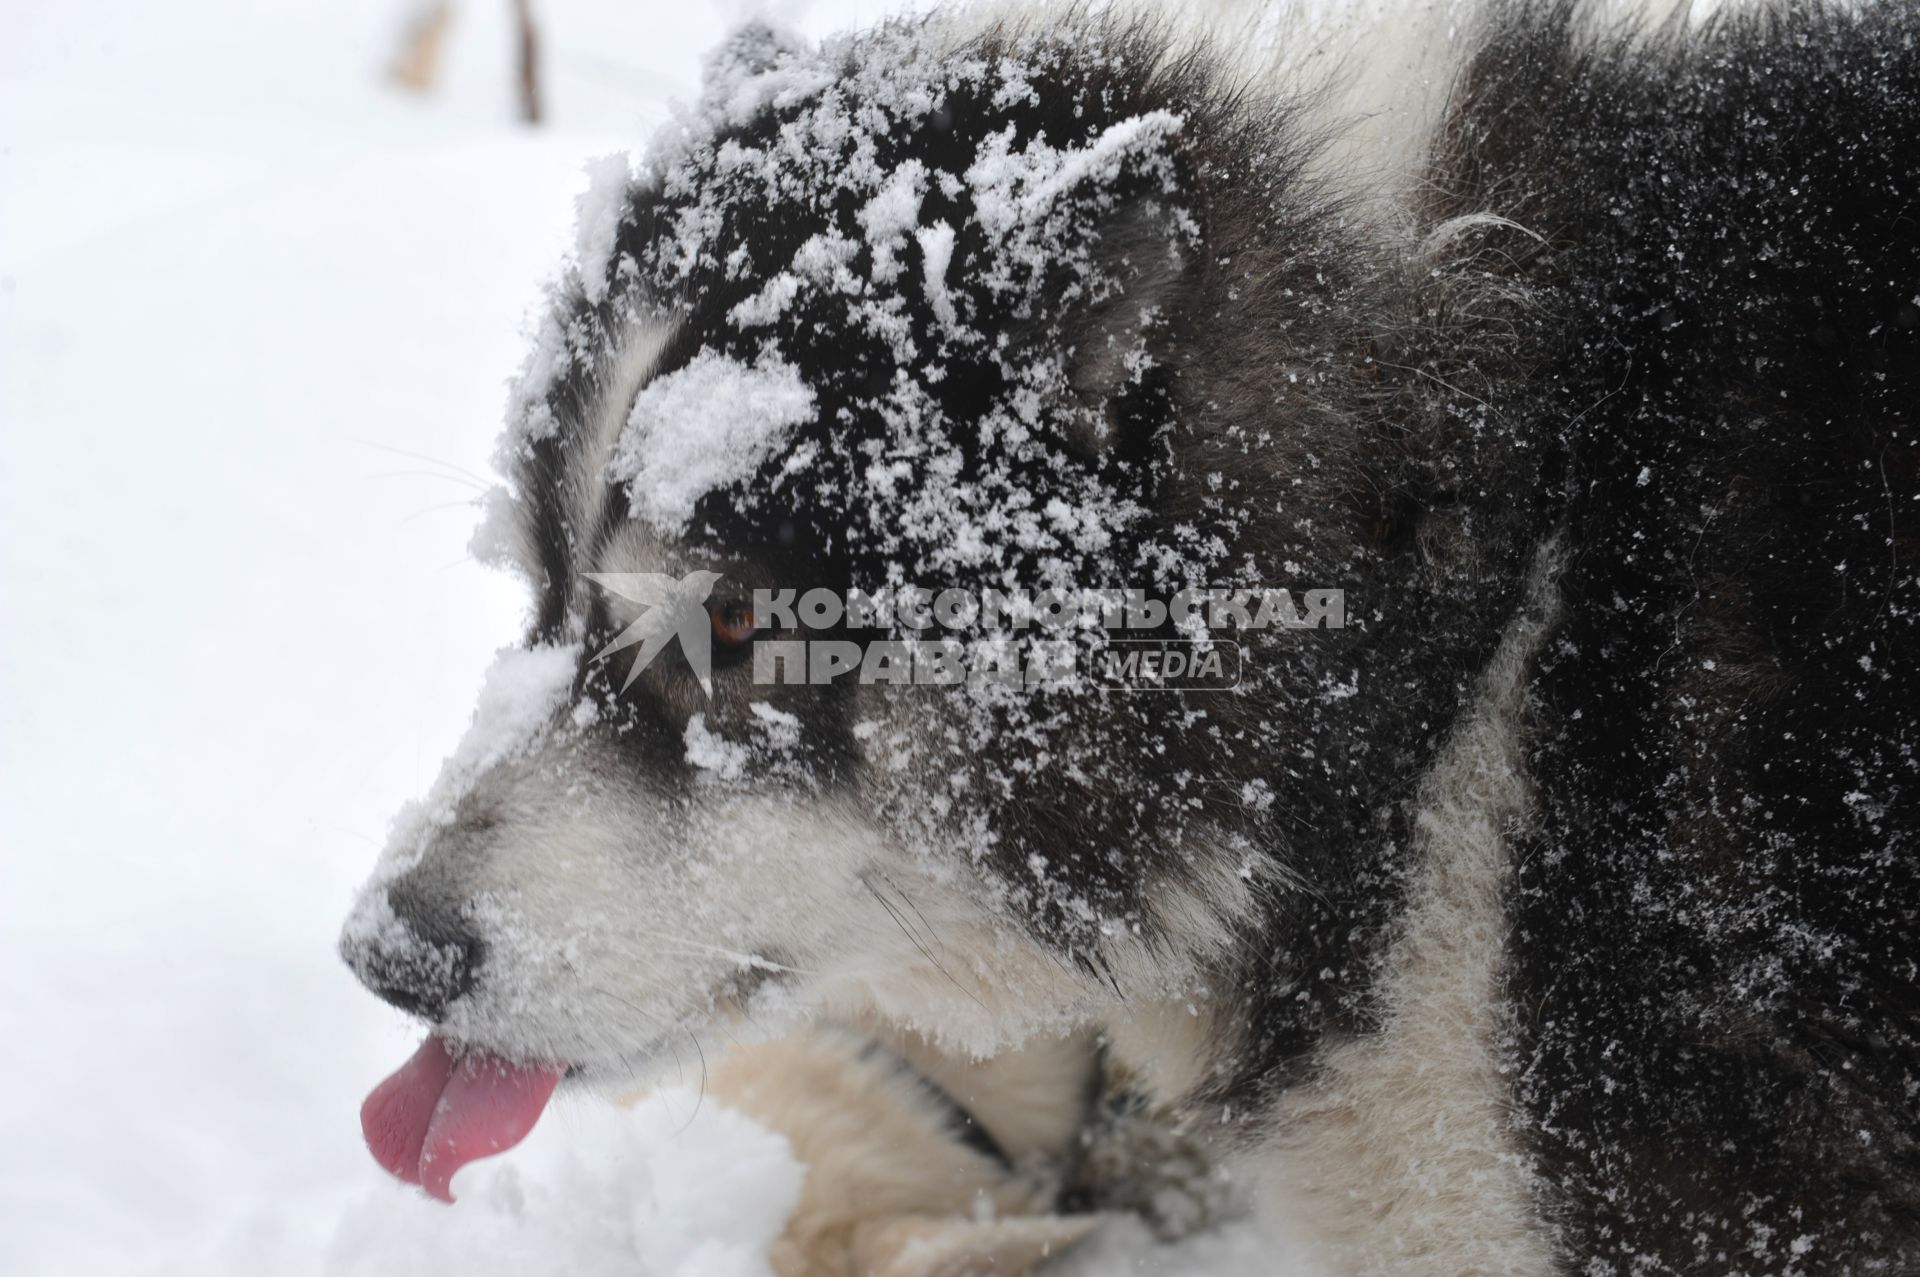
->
[708,600,758,647]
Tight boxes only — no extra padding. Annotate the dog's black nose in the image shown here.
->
[345,880,483,1023]
[358,933,479,1022]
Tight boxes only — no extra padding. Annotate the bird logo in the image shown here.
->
[582,570,726,696]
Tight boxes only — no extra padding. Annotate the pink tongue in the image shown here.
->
[360,1036,563,1203]
[361,1035,455,1186]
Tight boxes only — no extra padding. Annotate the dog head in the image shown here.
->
[341,15,1551,1191]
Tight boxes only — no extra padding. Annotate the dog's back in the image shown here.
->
[1493,5,1919,1267]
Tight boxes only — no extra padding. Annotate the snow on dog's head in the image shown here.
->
[342,9,1549,1195]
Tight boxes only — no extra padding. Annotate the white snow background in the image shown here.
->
[0,1,1309,1273]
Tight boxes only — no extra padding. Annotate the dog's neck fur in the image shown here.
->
[1246,550,1564,1272]
[830,549,1566,1270]
[865,1021,1102,1167]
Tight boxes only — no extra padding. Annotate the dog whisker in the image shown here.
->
[863,876,990,1014]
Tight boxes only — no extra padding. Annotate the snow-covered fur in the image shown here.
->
[1254,546,1564,1274]
[343,2,1920,1272]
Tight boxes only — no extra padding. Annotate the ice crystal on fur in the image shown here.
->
[612,21,1193,610]
[573,153,637,307]
[610,349,815,535]
[384,642,581,861]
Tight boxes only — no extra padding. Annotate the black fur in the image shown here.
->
[1437,3,1920,1269]
[492,3,1919,1268]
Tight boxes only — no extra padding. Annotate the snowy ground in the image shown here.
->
[0,2,1310,1273]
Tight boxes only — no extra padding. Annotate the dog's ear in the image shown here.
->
[1053,199,1190,461]
[1068,201,1187,399]
[962,107,1193,462]
[700,19,808,106]
[849,1212,1102,1277]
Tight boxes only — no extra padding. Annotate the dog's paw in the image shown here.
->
[701,1028,1101,1277]
[844,1212,1100,1277]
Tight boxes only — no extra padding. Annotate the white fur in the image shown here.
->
[679,1027,1097,1277]
[346,481,1265,1078]
[1247,552,1564,1275]
[570,315,676,537]
[875,1025,1100,1162]
[927,0,1478,217]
